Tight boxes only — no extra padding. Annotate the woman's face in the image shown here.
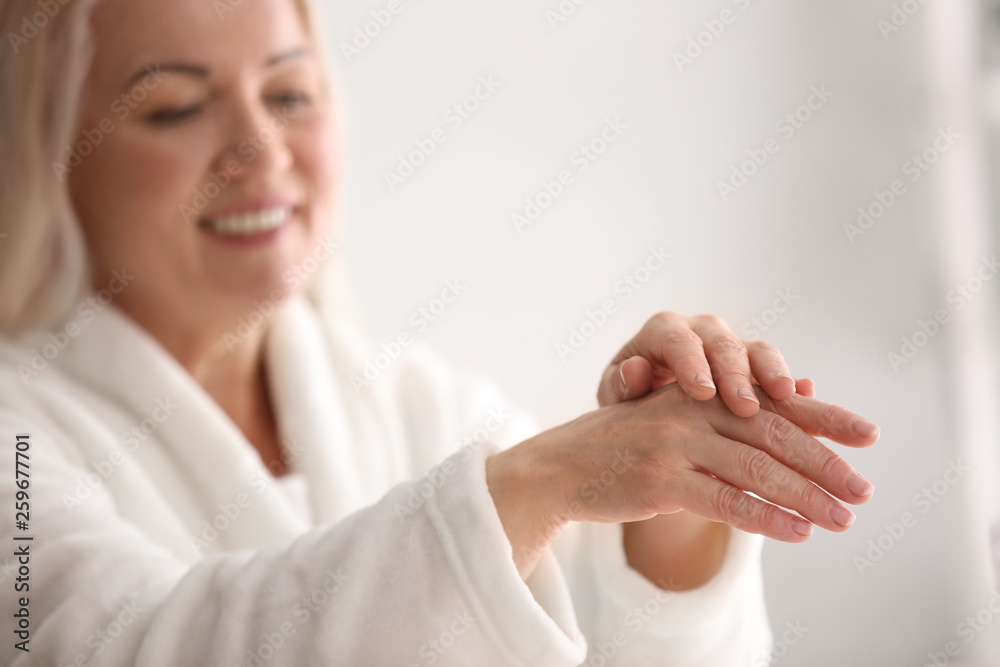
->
[69,0,339,332]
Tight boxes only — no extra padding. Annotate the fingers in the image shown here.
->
[755,389,880,448]
[610,313,718,402]
[675,470,814,543]
[745,340,796,400]
[688,315,760,418]
[597,356,654,407]
[608,313,808,418]
[686,435,857,533]
[711,400,875,506]
[795,377,816,398]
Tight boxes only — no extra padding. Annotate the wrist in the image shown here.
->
[485,433,571,579]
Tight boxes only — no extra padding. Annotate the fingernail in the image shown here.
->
[775,372,796,391]
[851,418,880,438]
[696,372,716,389]
[830,504,856,528]
[792,519,813,537]
[618,364,629,398]
[846,472,874,497]
[737,386,759,404]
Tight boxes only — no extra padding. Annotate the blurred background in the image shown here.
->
[321,1,1000,664]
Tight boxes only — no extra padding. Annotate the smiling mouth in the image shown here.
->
[199,206,294,236]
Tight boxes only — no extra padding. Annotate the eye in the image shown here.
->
[148,104,204,125]
[268,91,311,109]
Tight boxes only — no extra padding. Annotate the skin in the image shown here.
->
[69,0,879,594]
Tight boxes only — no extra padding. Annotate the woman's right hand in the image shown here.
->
[485,382,879,578]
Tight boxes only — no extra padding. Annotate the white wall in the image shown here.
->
[322,1,1000,664]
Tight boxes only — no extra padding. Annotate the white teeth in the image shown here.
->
[203,206,293,235]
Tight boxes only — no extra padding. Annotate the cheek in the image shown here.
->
[292,118,340,231]
[105,134,209,224]
[71,132,211,261]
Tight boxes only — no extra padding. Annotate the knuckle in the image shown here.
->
[693,313,727,329]
[747,339,778,355]
[661,328,703,347]
[784,477,820,512]
[818,404,849,435]
[708,334,747,357]
[710,484,749,519]
[755,501,784,532]
[782,443,810,473]
[760,413,797,449]
[815,450,846,480]
[648,311,681,330]
[738,447,778,486]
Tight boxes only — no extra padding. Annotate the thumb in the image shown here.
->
[598,355,654,407]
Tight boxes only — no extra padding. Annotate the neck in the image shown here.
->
[113,291,273,417]
[106,287,289,476]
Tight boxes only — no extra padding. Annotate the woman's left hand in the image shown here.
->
[597,312,815,416]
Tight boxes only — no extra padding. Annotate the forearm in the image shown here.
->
[622,512,730,591]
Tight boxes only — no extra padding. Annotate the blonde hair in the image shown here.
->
[0,0,352,337]
[0,0,97,335]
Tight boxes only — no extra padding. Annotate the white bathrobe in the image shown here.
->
[0,293,771,666]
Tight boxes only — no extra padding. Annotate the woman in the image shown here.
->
[0,0,879,664]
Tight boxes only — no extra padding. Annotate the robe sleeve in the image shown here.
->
[0,396,586,666]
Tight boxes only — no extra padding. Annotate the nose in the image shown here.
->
[219,95,293,182]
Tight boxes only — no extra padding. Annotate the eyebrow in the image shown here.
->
[120,47,312,92]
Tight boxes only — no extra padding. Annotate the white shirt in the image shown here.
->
[0,293,771,666]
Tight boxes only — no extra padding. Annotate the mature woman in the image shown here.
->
[0,0,879,664]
